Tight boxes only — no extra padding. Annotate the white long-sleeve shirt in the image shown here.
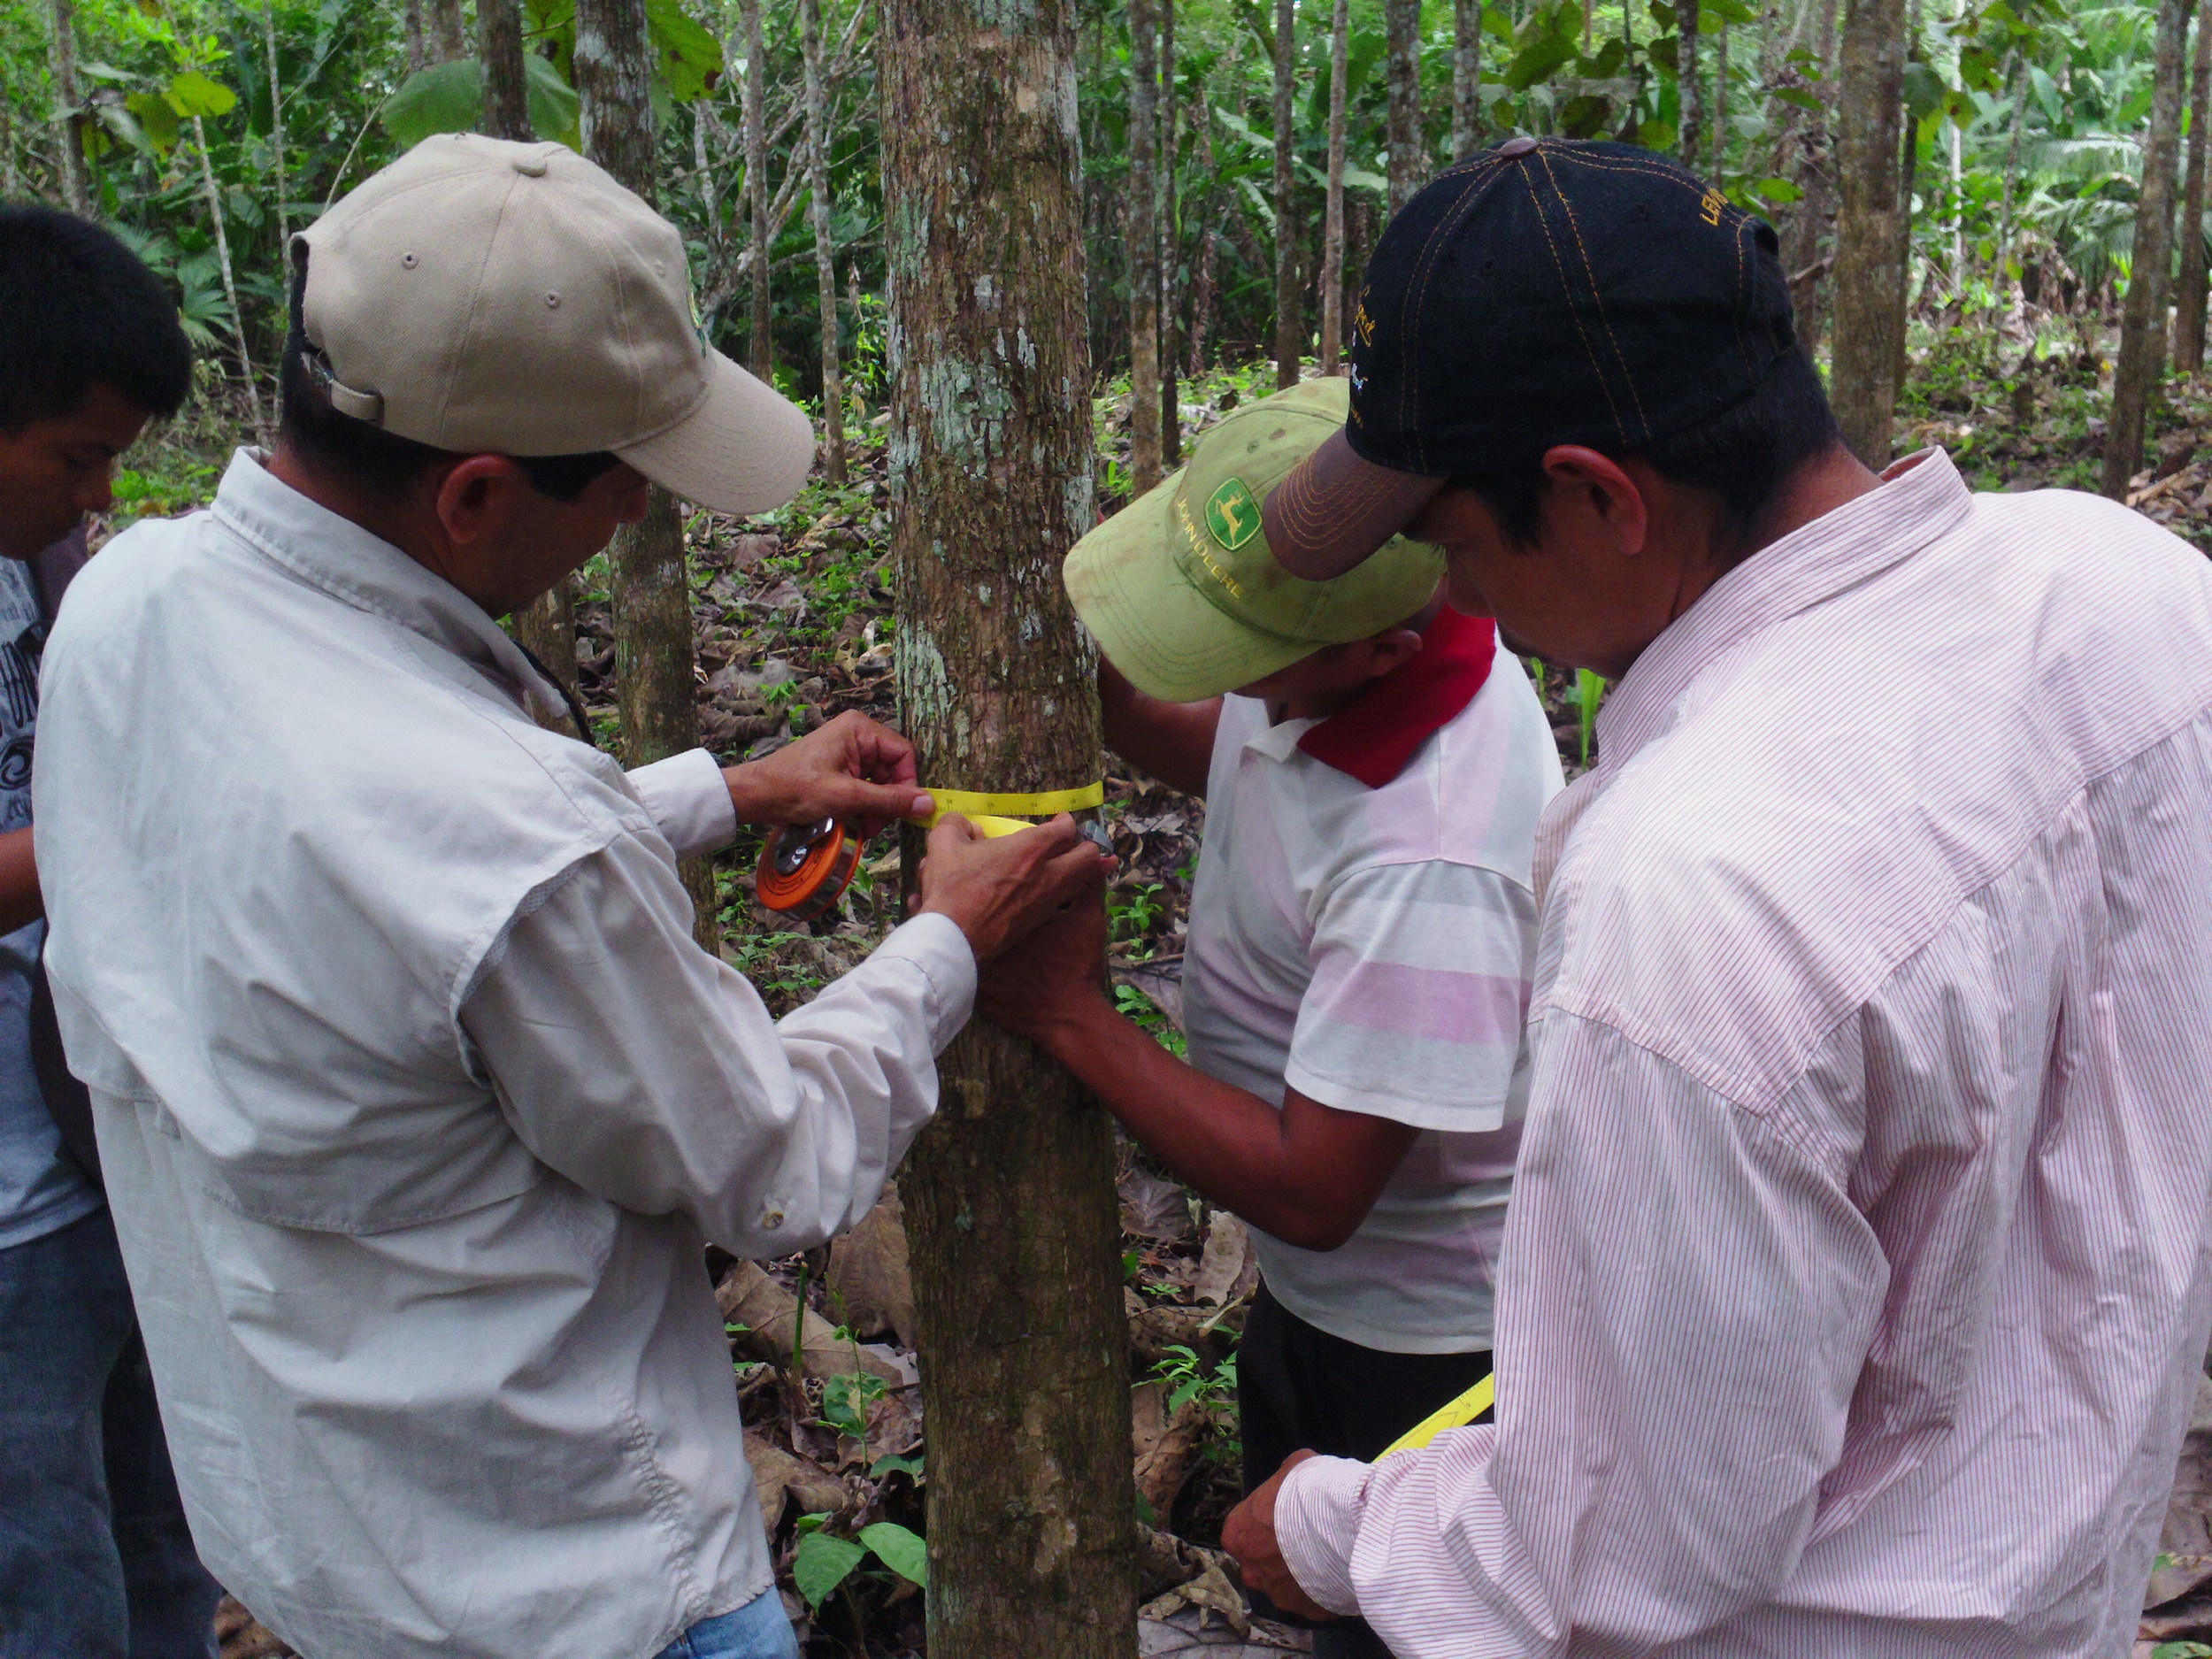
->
[1278,450,2212,1657]
[34,450,972,1659]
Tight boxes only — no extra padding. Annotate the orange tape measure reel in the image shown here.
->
[755,818,863,923]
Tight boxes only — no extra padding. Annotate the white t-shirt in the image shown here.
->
[1180,635,1563,1353]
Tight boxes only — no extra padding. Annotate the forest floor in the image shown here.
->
[109,327,2212,1658]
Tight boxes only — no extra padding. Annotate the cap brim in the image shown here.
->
[1065,472,1320,703]
[1262,429,1446,580]
[616,349,815,515]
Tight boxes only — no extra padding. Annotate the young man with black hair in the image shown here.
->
[35,136,1105,1659]
[0,203,221,1659]
[1195,137,2212,1658]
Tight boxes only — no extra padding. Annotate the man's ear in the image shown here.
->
[1540,446,1648,557]
[432,454,532,550]
[1360,626,1426,680]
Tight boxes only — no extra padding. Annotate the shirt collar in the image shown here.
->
[1592,447,1973,778]
[208,449,567,726]
[1293,603,1499,787]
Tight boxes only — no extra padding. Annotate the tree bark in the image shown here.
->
[1128,0,1164,493]
[1678,0,1703,172]
[2175,12,2212,368]
[425,0,468,64]
[1827,0,1906,465]
[1272,0,1301,388]
[1711,21,1728,178]
[802,0,846,482]
[742,0,774,381]
[2104,0,2197,495]
[404,0,426,75]
[1321,0,1350,373]
[193,115,265,438]
[575,0,720,954]
[480,0,534,142]
[265,1,288,245]
[1189,71,1216,377]
[1892,0,1918,399]
[879,0,1135,1649]
[46,0,88,216]
[1161,0,1180,468]
[1452,0,1482,160]
[1386,0,1424,212]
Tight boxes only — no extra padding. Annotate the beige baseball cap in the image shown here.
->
[295,133,812,515]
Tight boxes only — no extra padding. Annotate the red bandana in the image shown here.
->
[1295,606,1499,788]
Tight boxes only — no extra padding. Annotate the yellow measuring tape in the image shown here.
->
[1381,1373,1495,1457]
[918,783,1105,838]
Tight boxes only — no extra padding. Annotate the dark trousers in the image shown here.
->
[0,1206,220,1659]
[1240,1281,1494,1659]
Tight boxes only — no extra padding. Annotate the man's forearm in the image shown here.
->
[1036,994,1370,1248]
[0,826,42,935]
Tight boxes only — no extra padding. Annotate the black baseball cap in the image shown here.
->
[1263,137,1799,580]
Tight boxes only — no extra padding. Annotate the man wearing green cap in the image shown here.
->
[982,378,1563,1658]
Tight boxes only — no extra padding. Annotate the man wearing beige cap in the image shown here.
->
[31,134,1103,1659]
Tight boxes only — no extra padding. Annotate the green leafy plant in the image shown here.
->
[792,1515,927,1609]
[1576,669,1607,767]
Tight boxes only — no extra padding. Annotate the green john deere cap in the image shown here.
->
[1064,377,1445,703]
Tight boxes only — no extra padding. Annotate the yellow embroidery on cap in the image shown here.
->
[1207,478,1261,552]
[1178,495,1247,599]
[1700,188,1725,226]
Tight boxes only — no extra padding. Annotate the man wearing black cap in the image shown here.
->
[1221,137,2212,1657]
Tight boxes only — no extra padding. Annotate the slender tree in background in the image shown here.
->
[742,0,774,380]
[1829,0,1906,464]
[1712,21,1729,177]
[264,1,288,244]
[1273,0,1301,388]
[1386,0,1424,211]
[425,0,467,64]
[1892,0,1920,398]
[192,113,263,435]
[574,0,718,951]
[1452,0,1483,160]
[1128,0,1164,493]
[46,0,88,214]
[2103,0,2196,495]
[481,0,578,695]
[802,0,846,482]
[480,0,533,142]
[404,0,426,74]
[1679,0,1704,173]
[1189,69,1217,375]
[1161,0,1181,467]
[2173,12,2212,368]
[1992,50,2029,319]
[881,0,1134,1646]
[1321,0,1350,372]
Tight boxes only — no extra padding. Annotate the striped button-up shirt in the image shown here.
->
[1277,449,2212,1656]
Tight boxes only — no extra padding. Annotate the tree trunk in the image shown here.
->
[2175,12,2212,368]
[265,0,288,245]
[575,0,720,955]
[742,0,774,381]
[480,0,534,142]
[193,115,265,438]
[1272,0,1301,388]
[46,0,88,216]
[1992,51,2027,319]
[2104,0,2197,495]
[1161,0,1180,468]
[1128,0,1163,494]
[879,0,1135,1647]
[1452,0,1482,160]
[1321,0,1349,373]
[1827,0,1906,465]
[1386,0,1424,212]
[802,0,846,483]
[1678,0,1703,173]
[1712,22,1728,178]
[1189,73,1216,376]
[425,0,467,64]
[404,0,426,75]
[1892,0,1918,399]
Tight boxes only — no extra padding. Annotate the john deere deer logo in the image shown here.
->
[1206,479,1260,551]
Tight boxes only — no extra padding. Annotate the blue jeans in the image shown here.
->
[655,1588,802,1659]
[0,1207,221,1659]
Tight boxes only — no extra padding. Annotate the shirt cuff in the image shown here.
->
[1276,1455,1372,1618]
[626,749,738,859]
[869,911,977,1051]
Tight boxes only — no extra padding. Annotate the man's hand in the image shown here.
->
[974,875,1110,1047]
[915,814,1111,964]
[723,710,932,840]
[1224,1450,1334,1623]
